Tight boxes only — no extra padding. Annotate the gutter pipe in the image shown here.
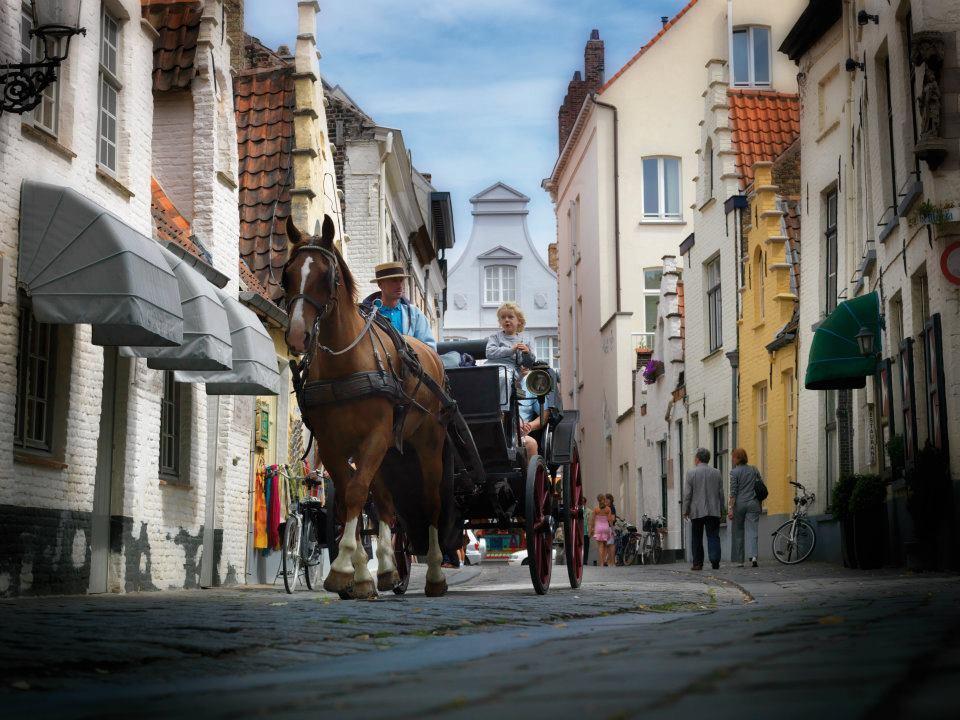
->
[591,94,622,313]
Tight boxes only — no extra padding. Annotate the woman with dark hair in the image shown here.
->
[728,448,762,567]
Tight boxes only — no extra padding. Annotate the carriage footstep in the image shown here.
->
[377,571,400,592]
[425,578,448,597]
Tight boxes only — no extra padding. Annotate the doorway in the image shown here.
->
[89,347,118,593]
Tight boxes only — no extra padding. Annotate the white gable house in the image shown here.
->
[443,183,559,367]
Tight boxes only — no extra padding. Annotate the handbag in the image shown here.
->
[754,473,769,503]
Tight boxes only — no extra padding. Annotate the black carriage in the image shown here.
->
[435,339,585,594]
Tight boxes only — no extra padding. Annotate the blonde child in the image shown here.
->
[486,302,539,461]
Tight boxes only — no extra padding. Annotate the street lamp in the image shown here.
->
[0,0,86,114]
[855,326,877,357]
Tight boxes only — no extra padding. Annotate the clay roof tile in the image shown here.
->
[727,89,801,190]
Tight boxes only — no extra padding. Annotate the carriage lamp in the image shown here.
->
[855,326,877,357]
[1,0,86,114]
[525,367,555,399]
[857,10,880,26]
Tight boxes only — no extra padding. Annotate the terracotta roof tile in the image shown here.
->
[727,89,801,190]
[239,258,270,299]
[150,177,202,258]
[142,1,202,92]
[234,65,295,302]
[598,0,700,94]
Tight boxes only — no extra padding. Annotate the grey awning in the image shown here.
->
[18,181,183,347]
[120,247,233,371]
[175,289,281,395]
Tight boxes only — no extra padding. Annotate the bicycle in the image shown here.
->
[280,473,326,593]
[771,481,817,565]
[640,515,665,565]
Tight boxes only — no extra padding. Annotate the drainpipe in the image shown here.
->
[570,200,580,412]
[591,95,621,313]
[727,0,734,80]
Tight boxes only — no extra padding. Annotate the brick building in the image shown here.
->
[0,0,279,597]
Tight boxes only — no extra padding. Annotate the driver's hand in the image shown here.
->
[520,421,532,435]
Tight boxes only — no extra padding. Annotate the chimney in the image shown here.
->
[661,16,669,27]
[557,30,605,150]
[224,0,245,71]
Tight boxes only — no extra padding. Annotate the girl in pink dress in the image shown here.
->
[591,494,613,567]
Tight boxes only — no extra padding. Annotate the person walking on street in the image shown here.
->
[728,448,762,568]
[605,493,621,565]
[590,494,613,567]
[682,447,724,571]
[582,503,593,567]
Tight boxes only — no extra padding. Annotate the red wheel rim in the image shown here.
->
[532,463,552,587]
[569,450,584,582]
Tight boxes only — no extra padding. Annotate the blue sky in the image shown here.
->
[245,0,688,263]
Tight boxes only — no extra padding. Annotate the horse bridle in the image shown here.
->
[284,243,342,325]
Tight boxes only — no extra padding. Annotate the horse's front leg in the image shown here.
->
[371,473,399,592]
[420,426,449,598]
[323,434,388,598]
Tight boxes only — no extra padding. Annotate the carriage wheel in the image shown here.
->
[562,444,584,588]
[525,456,554,595]
[392,519,412,595]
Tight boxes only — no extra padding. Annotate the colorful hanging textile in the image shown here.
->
[267,465,282,550]
[253,458,268,550]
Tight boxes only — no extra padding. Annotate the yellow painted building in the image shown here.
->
[737,157,801,518]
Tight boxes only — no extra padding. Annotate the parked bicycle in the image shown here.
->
[280,472,327,593]
[771,481,817,565]
[622,515,664,566]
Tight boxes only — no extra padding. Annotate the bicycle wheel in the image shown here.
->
[640,535,654,565]
[652,537,663,565]
[772,519,816,564]
[281,514,302,594]
[302,512,323,591]
[622,539,639,567]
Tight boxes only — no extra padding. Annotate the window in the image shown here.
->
[643,267,662,335]
[879,53,898,208]
[15,296,58,453]
[658,440,668,522]
[98,8,121,172]
[535,336,560,370]
[20,4,58,135]
[755,384,768,479]
[713,422,729,497]
[642,157,681,220]
[484,265,516,304]
[754,250,766,320]
[825,189,838,314]
[705,256,722,352]
[899,338,918,461]
[732,26,771,87]
[922,315,947,451]
[159,371,181,480]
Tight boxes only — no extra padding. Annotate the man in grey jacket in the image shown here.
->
[682,447,725,571]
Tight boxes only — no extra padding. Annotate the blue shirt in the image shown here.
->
[371,298,437,349]
[376,302,404,335]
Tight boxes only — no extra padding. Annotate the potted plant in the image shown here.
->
[642,358,664,384]
[832,474,858,568]
[906,199,956,230]
[849,474,886,570]
[905,443,950,570]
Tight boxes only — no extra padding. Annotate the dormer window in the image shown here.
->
[732,26,771,87]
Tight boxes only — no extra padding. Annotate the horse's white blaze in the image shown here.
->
[331,516,357,576]
[426,525,444,584]
[376,520,397,576]
[351,538,373,584]
[289,254,314,341]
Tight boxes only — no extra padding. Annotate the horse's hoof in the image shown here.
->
[351,579,377,599]
[424,578,448,597]
[323,569,354,594]
[377,571,400,592]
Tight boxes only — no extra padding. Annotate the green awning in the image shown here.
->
[805,292,881,390]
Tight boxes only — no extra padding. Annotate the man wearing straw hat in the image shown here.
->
[361,261,437,350]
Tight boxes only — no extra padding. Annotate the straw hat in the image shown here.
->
[372,261,411,283]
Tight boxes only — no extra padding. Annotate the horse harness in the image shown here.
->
[286,244,458,457]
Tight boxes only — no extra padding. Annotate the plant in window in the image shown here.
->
[906,199,956,229]
[642,358,664,384]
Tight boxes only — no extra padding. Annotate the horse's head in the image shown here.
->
[282,214,352,355]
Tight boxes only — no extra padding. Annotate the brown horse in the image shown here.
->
[282,215,450,598]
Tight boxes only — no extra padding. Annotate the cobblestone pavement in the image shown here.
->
[1,561,958,719]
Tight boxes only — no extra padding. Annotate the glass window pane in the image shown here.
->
[645,296,659,333]
[643,158,659,216]
[644,268,663,291]
[752,27,770,84]
[733,29,749,84]
[663,158,680,216]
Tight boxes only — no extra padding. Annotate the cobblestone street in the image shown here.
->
[2,561,958,719]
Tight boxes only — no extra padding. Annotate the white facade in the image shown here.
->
[634,257,686,553]
[0,0,253,596]
[444,183,558,367]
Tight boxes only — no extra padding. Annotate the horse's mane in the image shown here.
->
[330,243,357,302]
